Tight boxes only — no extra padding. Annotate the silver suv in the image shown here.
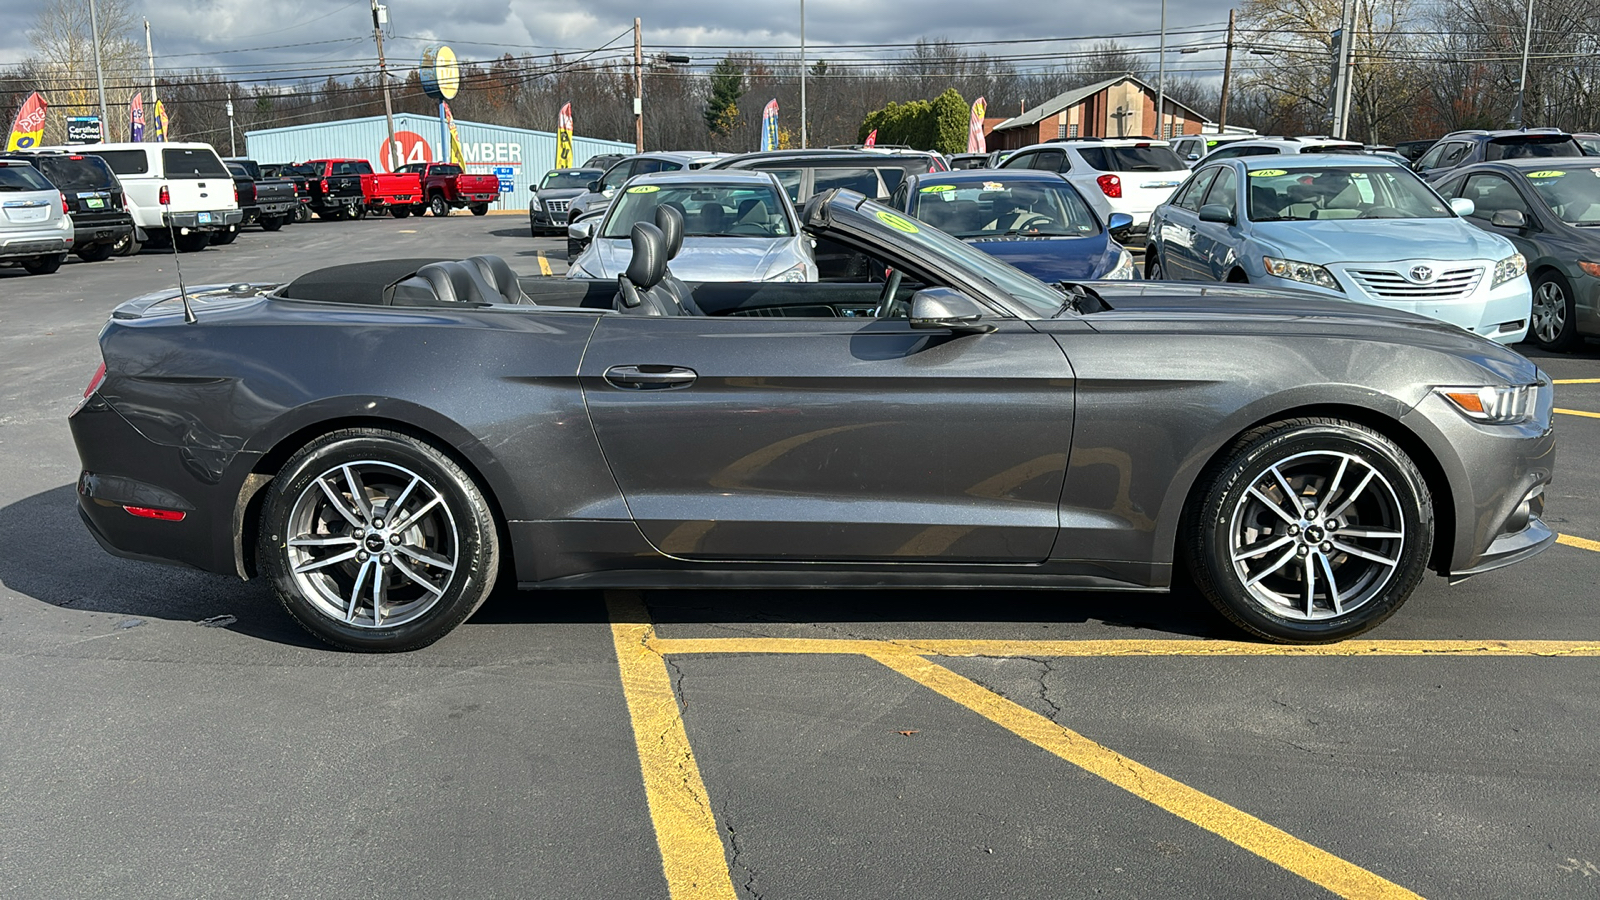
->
[0,159,73,275]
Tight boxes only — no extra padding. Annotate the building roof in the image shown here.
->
[992,74,1209,132]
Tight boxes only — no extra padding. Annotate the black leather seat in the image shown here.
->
[465,255,532,304]
[390,260,498,307]
[615,222,687,316]
[652,205,701,315]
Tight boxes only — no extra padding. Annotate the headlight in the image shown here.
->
[1492,252,1526,288]
[1262,256,1342,291]
[1435,384,1536,425]
[1102,248,1135,280]
[529,196,543,211]
[764,263,809,282]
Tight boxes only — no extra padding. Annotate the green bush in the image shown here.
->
[858,89,968,153]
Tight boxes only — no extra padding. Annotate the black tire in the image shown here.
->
[1528,270,1579,351]
[210,228,238,246]
[258,428,500,652]
[1183,418,1433,643]
[351,204,367,220]
[567,238,583,262]
[470,203,489,216]
[113,232,141,256]
[1146,251,1165,280]
[175,231,211,252]
[296,204,313,223]
[391,206,411,219]
[1227,269,1249,283]
[75,242,116,263]
[430,195,449,217]
[22,254,64,275]
[261,216,284,232]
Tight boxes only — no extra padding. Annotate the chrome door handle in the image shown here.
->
[603,365,697,390]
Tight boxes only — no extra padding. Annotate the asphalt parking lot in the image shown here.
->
[2,213,1598,899]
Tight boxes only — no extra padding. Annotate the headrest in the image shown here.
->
[654,204,685,260]
[465,254,530,304]
[409,261,496,306]
[1285,183,1317,203]
[626,222,667,290]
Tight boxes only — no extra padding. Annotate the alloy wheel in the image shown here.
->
[1532,280,1567,345]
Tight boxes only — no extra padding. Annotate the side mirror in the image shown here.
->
[1106,212,1135,238]
[1198,204,1235,225]
[908,287,996,333]
[1449,197,1476,217]
[567,219,594,242]
[1490,208,1527,229]
[1186,152,1200,162]
[529,185,537,193]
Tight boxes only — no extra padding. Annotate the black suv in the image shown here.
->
[0,150,134,260]
[1413,129,1585,181]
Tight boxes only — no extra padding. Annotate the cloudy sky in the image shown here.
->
[3,0,1242,85]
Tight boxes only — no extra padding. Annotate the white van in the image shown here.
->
[44,142,242,252]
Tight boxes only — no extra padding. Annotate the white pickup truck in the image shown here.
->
[46,142,242,253]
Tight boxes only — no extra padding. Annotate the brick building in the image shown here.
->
[986,74,1208,150]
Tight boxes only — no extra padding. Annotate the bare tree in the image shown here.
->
[27,0,144,142]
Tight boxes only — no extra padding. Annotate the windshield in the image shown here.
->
[910,179,1100,238]
[1579,137,1600,156]
[602,183,793,239]
[541,170,597,189]
[854,197,1066,317]
[1523,168,1600,224]
[1245,166,1452,221]
[1077,145,1187,172]
[1486,136,1582,160]
[34,155,116,191]
[0,164,54,191]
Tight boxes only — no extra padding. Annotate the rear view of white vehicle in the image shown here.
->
[45,142,242,253]
[0,159,73,275]
[1001,138,1191,237]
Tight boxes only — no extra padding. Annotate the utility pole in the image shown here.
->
[800,0,807,149]
[633,18,644,153]
[88,0,109,136]
[370,0,399,170]
[1218,9,1235,132]
[1513,0,1534,126]
[226,97,235,156]
[1330,0,1354,139]
[1156,0,1166,139]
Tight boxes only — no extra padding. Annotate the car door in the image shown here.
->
[1191,164,1241,281]
[1153,166,1216,280]
[579,304,1076,563]
[1456,172,1539,260]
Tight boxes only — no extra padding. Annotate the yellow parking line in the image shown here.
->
[650,636,1600,658]
[1559,533,1600,553]
[537,252,553,276]
[607,592,738,900]
[1553,378,1600,384]
[1555,408,1600,419]
[871,652,1423,899]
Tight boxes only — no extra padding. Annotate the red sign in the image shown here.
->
[379,130,433,172]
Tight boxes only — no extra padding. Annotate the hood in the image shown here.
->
[965,233,1114,281]
[536,188,587,202]
[1251,217,1514,263]
[588,237,798,281]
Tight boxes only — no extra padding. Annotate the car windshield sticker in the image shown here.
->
[1525,170,1565,179]
[982,181,1003,191]
[875,210,921,233]
[919,184,955,193]
[626,185,660,193]
[1249,169,1288,177]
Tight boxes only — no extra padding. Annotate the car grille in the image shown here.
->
[1346,266,1484,300]
[545,199,569,213]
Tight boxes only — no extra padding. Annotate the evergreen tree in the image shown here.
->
[703,56,745,136]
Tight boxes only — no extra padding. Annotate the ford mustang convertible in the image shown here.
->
[70,190,1557,651]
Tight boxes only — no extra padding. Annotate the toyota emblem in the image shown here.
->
[1408,265,1435,283]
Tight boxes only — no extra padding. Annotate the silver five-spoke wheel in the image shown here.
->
[1531,280,1566,345]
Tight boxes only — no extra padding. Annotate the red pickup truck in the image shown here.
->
[298,159,423,219]
[396,162,501,216]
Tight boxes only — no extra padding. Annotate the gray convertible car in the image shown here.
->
[70,190,1557,651]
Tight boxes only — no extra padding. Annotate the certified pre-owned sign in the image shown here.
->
[66,116,103,144]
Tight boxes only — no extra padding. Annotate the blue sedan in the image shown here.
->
[1145,155,1533,343]
[890,169,1136,281]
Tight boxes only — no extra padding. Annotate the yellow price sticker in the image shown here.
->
[875,210,921,233]
[626,185,661,194]
[919,184,956,193]
[1526,170,1566,179]
[1249,169,1288,177]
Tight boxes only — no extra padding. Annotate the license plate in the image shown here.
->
[86,197,105,209]
[197,212,212,224]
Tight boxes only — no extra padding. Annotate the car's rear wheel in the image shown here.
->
[1529,271,1578,351]
[75,242,116,262]
[391,206,410,219]
[470,203,489,216]
[22,254,64,275]
[259,429,499,652]
[210,228,238,245]
[1184,418,1433,643]
[296,204,313,223]
[261,215,284,231]
[112,232,141,256]
[174,231,211,252]
[1146,251,1166,280]
[430,195,449,217]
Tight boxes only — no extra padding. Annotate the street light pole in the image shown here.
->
[800,0,807,149]
[88,0,109,136]
[1156,0,1166,139]
[633,18,644,153]
[1513,0,1534,127]
[226,97,235,156]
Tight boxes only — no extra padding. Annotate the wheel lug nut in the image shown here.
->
[380,553,392,564]
[1287,525,1299,536]
[389,534,401,545]
[373,518,384,528]
[1321,542,1333,553]
[1297,545,1309,556]
[357,551,369,562]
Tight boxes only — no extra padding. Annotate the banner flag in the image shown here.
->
[5,91,47,150]
[129,92,144,142]
[967,96,987,153]
[152,99,170,142]
[760,99,779,152]
[556,102,574,169]
[442,101,464,165]
[863,128,877,148]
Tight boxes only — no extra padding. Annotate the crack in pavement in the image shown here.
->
[721,797,762,900]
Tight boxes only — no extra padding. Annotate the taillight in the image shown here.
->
[61,192,69,214]
[321,178,329,192]
[159,185,170,205]
[1097,174,1122,198]
[84,361,107,398]
[233,184,239,203]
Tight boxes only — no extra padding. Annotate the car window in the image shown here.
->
[1030,149,1065,172]
[1436,142,1471,169]
[1076,145,1187,172]
[1522,167,1600,224]
[162,148,229,179]
[813,167,882,197]
[878,168,908,194]
[1460,173,1531,221]
[766,168,803,202]
[635,159,668,175]
[33,155,117,191]
[431,164,463,177]
[910,178,1101,238]
[601,161,634,190]
[1246,165,1452,221]
[1202,165,1238,215]
[1001,152,1034,169]
[541,170,598,189]
[1171,167,1218,212]
[93,149,150,176]
[0,163,54,191]
[602,183,792,239]
[1486,136,1583,160]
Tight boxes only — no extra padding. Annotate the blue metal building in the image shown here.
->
[243,113,632,212]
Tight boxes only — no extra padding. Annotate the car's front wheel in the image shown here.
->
[430,195,450,217]
[1529,271,1578,351]
[1185,418,1433,643]
[75,242,116,262]
[258,428,500,651]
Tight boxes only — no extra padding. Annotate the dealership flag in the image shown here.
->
[760,99,779,152]
[442,101,464,165]
[129,92,145,142]
[152,99,170,142]
[556,102,574,169]
[5,91,47,150]
[967,96,987,153]
[863,129,877,148]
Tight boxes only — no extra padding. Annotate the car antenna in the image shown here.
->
[162,187,197,324]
